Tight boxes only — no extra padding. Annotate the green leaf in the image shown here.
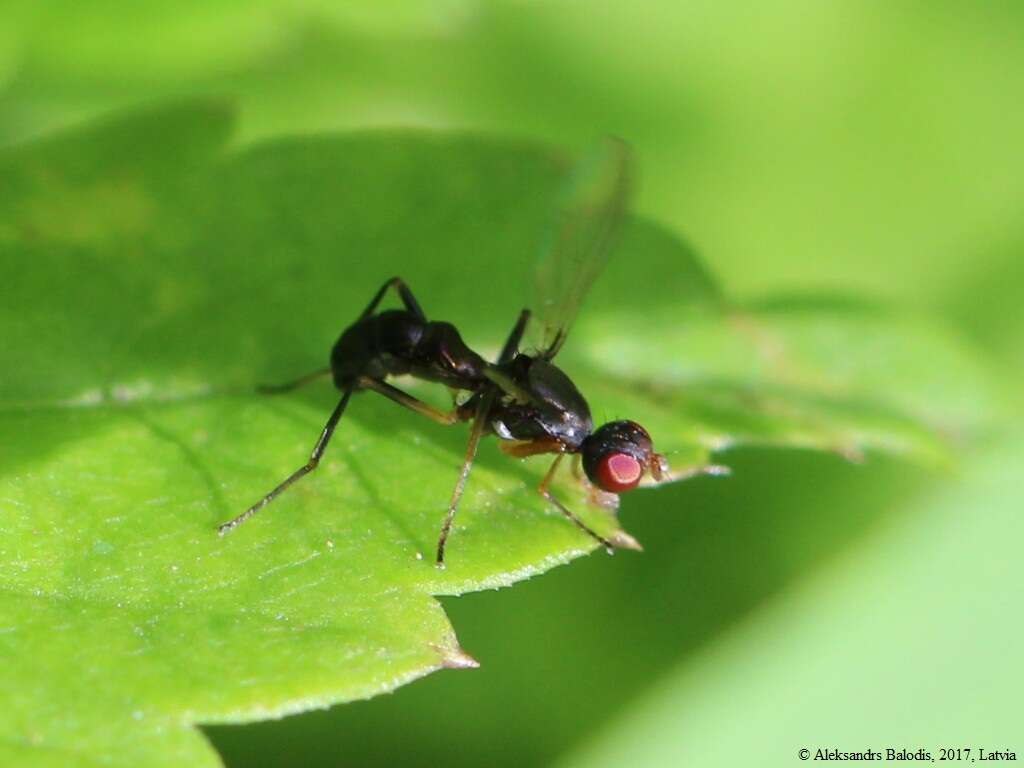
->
[0,103,997,766]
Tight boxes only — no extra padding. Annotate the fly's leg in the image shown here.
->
[357,376,464,425]
[434,308,533,566]
[571,453,584,480]
[481,308,537,402]
[360,276,427,321]
[499,436,564,458]
[435,388,494,568]
[539,455,641,553]
[217,385,356,535]
[498,309,530,363]
[539,455,613,552]
[257,368,331,395]
[220,375,470,537]
[256,277,427,395]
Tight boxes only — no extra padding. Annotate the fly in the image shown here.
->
[217,139,718,566]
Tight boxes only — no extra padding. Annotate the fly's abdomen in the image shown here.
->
[331,310,424,387]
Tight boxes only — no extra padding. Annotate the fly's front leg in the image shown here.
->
[538,455,642,553]
[571,454,584,480]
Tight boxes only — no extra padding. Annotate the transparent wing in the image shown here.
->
[532,137,632,360]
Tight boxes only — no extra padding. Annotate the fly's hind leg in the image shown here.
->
[352,374,482,567]
[357,376,466,426]
[222,375,471,538]
[257,368,331,395]
[360,276,427,321]
[217,384,356,535]
[258,277,428,395]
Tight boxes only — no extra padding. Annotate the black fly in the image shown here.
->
[218,139,693,567]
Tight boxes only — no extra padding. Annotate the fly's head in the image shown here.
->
[580,420,667,494]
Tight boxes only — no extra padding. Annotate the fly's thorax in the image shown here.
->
[485,355,594,449]
[526,357,594,448]
[524,358,592,426]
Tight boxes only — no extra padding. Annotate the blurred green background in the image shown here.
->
[2,2,1020,766]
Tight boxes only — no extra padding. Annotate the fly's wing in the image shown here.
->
[532,137,632,360]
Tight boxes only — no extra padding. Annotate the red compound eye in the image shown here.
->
[596,452,643,493]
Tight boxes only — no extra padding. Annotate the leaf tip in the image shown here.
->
[610,529,643,551]
[441,646,481,670]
